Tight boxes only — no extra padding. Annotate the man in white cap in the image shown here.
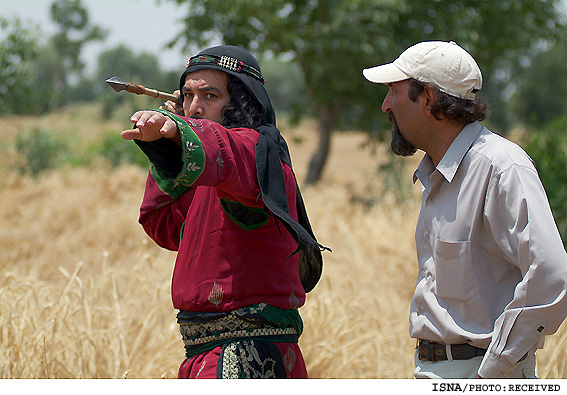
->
[363,41,567,379]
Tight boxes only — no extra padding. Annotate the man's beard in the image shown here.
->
[389,112,417,157]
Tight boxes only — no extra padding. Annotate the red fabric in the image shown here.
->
[177,343,308,378]
[138,118,306,312]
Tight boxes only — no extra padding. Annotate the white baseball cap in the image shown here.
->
[363,41,482,100]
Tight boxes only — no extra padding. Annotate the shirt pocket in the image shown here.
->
[433,238,475,302]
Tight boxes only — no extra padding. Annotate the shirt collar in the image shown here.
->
[413,121,483,184]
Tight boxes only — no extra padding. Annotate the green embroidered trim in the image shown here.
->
[149,164,189,199]
[149,109,205,197]
[219,198,269,231]
[180,221,185,243]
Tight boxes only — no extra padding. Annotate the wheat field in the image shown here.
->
[1,105,567,379]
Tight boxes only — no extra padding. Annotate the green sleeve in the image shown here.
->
[148,109,206,198]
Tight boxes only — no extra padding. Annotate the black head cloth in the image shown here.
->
[180,45,329,292]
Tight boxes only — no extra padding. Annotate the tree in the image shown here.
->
[512,26,567,128]
[390,0,566,131]
[524,117,567,248]
[95,45,179,118]
[0,1,107,115]
[0,17,40,114]
[48,0,107,109]
[166,0,564,184]
[260,56,308,119]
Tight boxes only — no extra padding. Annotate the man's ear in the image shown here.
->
[422,86,437,114]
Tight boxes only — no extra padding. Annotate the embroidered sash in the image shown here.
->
[177,303,302,358]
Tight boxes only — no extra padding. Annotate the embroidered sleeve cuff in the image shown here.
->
[148,110,206,198]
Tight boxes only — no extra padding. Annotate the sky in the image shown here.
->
[1,0,192,74]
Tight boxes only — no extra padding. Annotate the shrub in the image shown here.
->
[524,117,567,248]
[90,132,149,168]
[14,127,68,176]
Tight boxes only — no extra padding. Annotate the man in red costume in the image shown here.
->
[121,45,327,378]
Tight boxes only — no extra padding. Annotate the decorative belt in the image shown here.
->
[179,315,298,347]
[417,340,486,362]
[177,304,300,358]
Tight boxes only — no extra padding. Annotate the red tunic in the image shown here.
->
[138,116,306,313]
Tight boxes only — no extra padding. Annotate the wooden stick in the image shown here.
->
[105,76,177,102]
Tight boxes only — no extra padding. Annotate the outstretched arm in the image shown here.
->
[121,110,182,147]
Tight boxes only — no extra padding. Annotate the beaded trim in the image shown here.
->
[186,54,265,84]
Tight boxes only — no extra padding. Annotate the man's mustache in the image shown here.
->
[388,111,417,157]
[388,111,396,124]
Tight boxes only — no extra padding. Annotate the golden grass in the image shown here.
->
[1,104,567,378]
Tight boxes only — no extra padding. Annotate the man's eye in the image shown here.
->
[206,93,216,99]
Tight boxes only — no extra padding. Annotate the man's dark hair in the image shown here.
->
[175,75,266,129]
[408,79,489,124]
[222,75,266,129]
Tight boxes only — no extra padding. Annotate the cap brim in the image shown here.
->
[363,63,409,84]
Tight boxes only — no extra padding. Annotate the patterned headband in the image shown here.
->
[186,54,265,84]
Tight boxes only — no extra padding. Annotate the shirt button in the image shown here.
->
[500,372,506,377]
[429,197,434,203]
[425,233,430,240]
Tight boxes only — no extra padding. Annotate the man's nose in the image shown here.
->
[188,98,203,117]
[381,91,392,113]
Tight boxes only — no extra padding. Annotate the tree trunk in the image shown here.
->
[305,104,336,185]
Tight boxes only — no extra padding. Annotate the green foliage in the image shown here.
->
[96,45,177,118]
[13,127,149,175]
[47,0,107,109]
[167,0,564,134]
[50,0,106,71]
[87,132,149,168]
[28,43,66,114]
[14,128,69,176]
[378,155,413,203]
[0,17,40,115]
[513,27,567,128]
[0,0,107,114]
[166,0,565,183]
[524,117,567,247]
[11,106,149,175]
[261,56,309,121]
